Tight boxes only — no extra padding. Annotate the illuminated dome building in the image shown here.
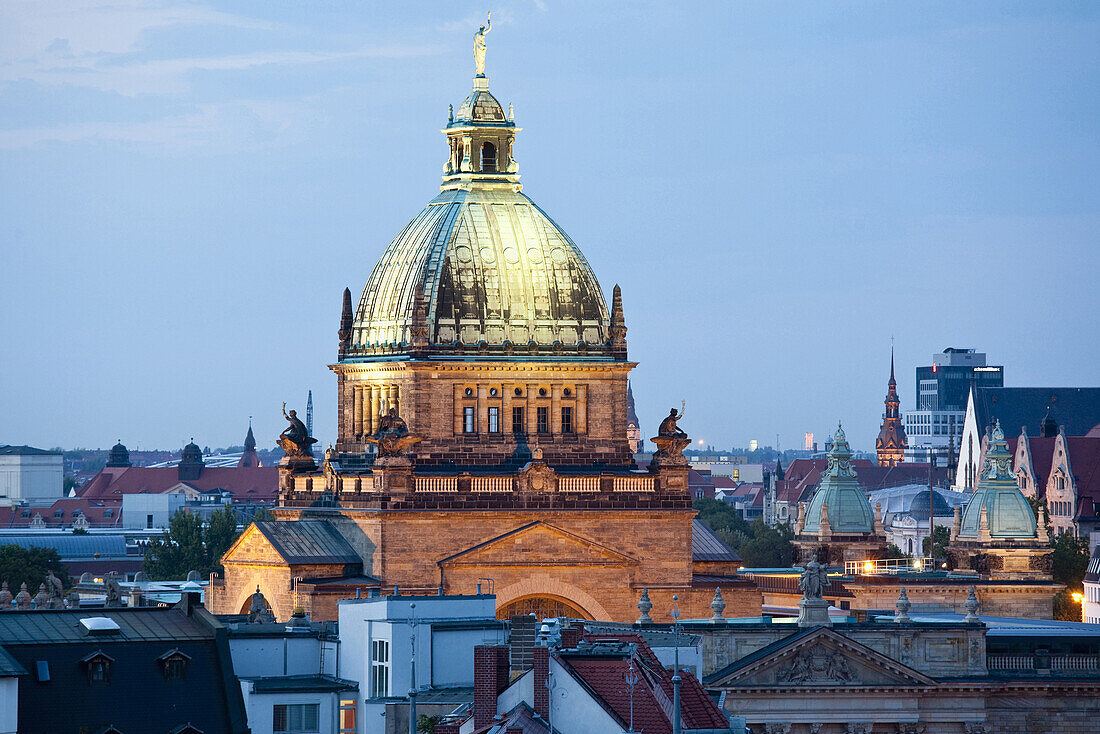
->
[212,34,755,625]
[332,67,630,467]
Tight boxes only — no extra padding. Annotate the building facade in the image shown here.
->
[905,348,1002,464]
[212,36,757,626]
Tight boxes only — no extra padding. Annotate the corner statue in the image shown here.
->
[366,407,423,458]
[474,11,491,76]
[658,402,688,438]
[278,403,318,458]
[650,401,691,468]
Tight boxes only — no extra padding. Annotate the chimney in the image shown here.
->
[532,646,550,720]
[560,622,583,649]
[433,726,460,734]
[473,645,510,729]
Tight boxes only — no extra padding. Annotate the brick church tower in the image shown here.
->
[211,30,756,624]
[876,348,908,467]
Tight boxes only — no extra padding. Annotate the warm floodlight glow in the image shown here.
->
[913,559,923,570]
[1072,592,1083,603]
[863,561,874,574]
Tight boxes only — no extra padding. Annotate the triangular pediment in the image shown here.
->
[439,521,637,568]
[220,523,290,567]
[706,627,935,688]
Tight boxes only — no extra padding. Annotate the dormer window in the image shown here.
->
[481,141,497,172]
[157,648,192,681]
[81,650,114,684]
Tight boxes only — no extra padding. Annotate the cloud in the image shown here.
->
[0,1,439,96]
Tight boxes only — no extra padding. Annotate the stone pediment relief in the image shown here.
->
[221,524,286,566]
[710,627,934,688]
[439,521,637,569]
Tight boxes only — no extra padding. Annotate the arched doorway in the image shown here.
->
[496,595,589,620]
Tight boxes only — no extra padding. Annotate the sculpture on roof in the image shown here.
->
[248,586,276,624]
[103,572,123,608]
[46,570,64,609]
[799,558,827,601]
[279,403,318,458]
[658,402,687,439]
[366,407,424,458]
[0,580,11,609]
[14,582,31,610]
[474,11,491,76]
[650,401,691,468]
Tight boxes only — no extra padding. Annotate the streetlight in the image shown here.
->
[671,594,681,734]
[408,603,417,734]
[624,656,639,734]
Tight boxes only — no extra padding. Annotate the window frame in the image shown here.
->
[536,406,549,434]
[488,406,500,434]
[273,703,320,734]
[370,639,390,699]
[561,406,574,434]
[463,406,477,434]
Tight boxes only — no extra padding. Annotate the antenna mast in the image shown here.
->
[306,390,314,437]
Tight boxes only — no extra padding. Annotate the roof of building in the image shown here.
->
[0,498,122,529]
[247,674,358,693]
[803,426,875,534]
[1085,544,1100,585]
[252,520,361,565]
[691,519,742,562]
[78,465,277,502]
[959,423,1037,539]
[867,484,969,521]
[0,606,216,645]
[0,445,61,456]
[0,533,129,560]
[0,645,27,676]
[559,632,730,733]
[974,387,1100,439]
[473,702,549,734]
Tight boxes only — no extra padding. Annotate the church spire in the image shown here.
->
[238,419,261,468]
[876,347,907,467]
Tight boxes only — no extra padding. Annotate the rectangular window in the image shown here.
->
[561,406,574,434]
[512,406,525,434]
[338,700,357,734]
[371,639,390,698]
[536,406,549,434]
[463,406,476,434]
[147,514,154,529]
[273,703,319,733]
[488,406,500,433]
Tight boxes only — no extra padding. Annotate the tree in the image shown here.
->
[143,508,242,580]
[205,506,241,575]
[692,499,795,568]
[417,714,442,733]
[63,475,80,493]
[884,543,908,560]
[1051,531,1089,587]
[738,520,795,568]
[0,545,69,592]
[251,506,275,523]
[922,525,950,559]
[71,527,89,536]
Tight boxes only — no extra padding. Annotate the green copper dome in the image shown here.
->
[958,421,1037,539]
[803,424,875,534]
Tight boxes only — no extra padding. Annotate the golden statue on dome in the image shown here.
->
[474,11,491,76]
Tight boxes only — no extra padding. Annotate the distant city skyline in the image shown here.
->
[2,2,1098,452]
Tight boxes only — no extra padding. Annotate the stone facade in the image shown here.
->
[700,622,1100,733]
[333,360,635,467]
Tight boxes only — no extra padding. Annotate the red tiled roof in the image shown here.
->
[1012,436,1100,507]
[564,632,729,733]
[78,466,277,502]
[0,498,122,529]
[711,476,738,489]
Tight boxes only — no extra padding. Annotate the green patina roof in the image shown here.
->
[958,421,1037,539]
[803,424,875,534]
